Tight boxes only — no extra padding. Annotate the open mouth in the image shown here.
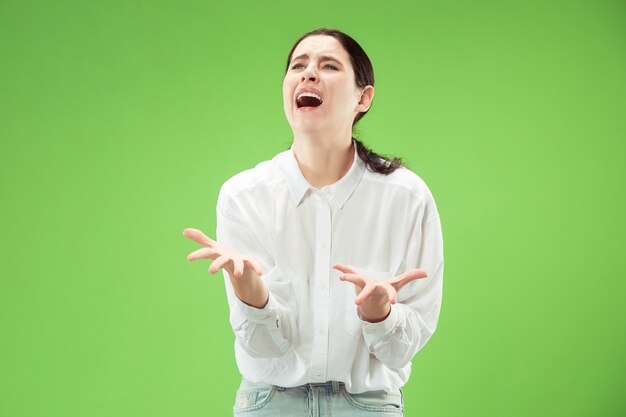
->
[296,92,323,109]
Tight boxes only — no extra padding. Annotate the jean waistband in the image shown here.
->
[276,380,343,395]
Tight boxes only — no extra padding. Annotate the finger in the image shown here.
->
[339,273,367,288]
[245,258,263,276]
[388,268,429,291]
[183,228,217,247]
[233,257,245,278]
[355,283,377,305]
[385,284,398,304]
[332,263,358,275]
[398,268,428,280]
[209,255,231,275]
[187,247,219,261]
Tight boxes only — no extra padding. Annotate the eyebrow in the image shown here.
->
[290,54,343,66]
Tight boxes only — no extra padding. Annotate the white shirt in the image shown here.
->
[215,140,444,394]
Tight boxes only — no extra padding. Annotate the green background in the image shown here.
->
[1,0,625,416]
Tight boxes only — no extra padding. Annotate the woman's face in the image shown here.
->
[282,35,372,136]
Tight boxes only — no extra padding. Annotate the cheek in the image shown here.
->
[334,87,359,108]
[282,80,292,106]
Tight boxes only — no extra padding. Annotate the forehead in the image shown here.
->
[291,35,351,63]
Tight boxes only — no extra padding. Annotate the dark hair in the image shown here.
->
[285,28,405,175]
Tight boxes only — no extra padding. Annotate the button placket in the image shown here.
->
[310,192,332,381]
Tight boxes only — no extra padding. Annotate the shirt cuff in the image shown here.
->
[233,291,280,325]
[360,304,400,342]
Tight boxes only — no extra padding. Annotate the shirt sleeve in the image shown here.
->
[360,195,444,369]
[216,193,298,359]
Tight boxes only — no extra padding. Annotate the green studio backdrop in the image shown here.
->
[1,0,625,416]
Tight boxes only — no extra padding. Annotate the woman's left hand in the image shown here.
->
[332,263,428,323]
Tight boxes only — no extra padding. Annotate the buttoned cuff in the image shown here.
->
[361,305,400,342]
[233,292,280,325]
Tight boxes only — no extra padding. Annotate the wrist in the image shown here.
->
[230,268,268,309]
[358,303,391,323]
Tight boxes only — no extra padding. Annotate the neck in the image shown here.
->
[292,130,354,189]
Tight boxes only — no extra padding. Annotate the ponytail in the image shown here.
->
[353,138,404,175]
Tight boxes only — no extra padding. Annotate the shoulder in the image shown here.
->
[362,163,440,220]
[363,164,433,198]
[217,149,288,205]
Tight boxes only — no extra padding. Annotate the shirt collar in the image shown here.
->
[282,139,366,209]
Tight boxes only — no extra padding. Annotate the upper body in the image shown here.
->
[216,139,443,393]
[184,28,444,395]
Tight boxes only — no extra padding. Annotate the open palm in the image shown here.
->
[333,263,428,320]
[183,227,263,278]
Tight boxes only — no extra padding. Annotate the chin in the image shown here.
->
[292,119,328,132]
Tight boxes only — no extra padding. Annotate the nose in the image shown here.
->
[300,66,319,83]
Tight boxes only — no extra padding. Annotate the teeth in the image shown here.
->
[297,92,322,102]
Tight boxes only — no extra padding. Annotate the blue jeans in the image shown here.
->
[233,378,404,416]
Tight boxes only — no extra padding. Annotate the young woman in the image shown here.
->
[184,28,444,416]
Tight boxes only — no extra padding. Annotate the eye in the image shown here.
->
[290,63,305,70]
[324,64,339,70]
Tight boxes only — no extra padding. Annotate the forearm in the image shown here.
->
[362,303,435,369]
[216,194,296,357]
[225,266,298,358]
[365,210,444,368]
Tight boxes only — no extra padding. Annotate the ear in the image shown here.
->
[355,85,375,113]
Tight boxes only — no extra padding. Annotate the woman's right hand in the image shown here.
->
[183,227,268,308]
[183,227,263,278]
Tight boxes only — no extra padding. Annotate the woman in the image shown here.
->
[184,28,444,416]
